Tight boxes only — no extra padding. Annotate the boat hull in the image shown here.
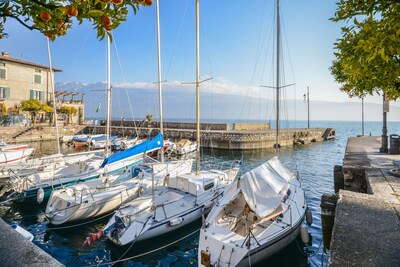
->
[46,182,141,225]
[0,148,34,165]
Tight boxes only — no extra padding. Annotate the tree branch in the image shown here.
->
[30,0,58,10]
[4,14,39,31]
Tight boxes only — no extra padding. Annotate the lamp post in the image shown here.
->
[361,97,364,136]
[303,86,310,129]
[380,94,388,153]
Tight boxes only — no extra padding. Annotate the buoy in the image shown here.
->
[37,188,44,204]
[306,207,313,226]
[300,224,310,245]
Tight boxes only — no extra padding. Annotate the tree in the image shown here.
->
[41,102,55,124]
[7,104,19,115]
[145,114,152,122]
[59,105,77,125]
[1,102,6,117]
[0,0,153,41]
[20,98,54,126]
[330,0,400,100]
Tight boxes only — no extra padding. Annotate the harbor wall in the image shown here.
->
[84,125,332,150]
[323,136,400,266]
[109,120,231,131]
[233,122,270,131]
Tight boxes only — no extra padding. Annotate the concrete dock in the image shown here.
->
[0,218,63,267]
[328,136,400,266]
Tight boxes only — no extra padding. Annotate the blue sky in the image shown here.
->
[1,0,399,121]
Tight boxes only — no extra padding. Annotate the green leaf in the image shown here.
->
[87,10,104,17]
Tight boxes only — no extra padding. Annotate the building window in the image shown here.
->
[34,73,42,84]
[0,87,10,99]
[30,89,44,101]
[0,68,6,79]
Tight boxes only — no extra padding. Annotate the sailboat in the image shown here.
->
[0,39,104,185]
[0,37,163,204]
[102,0,239,247]
[46,8,197,225]
[198,1,307,266]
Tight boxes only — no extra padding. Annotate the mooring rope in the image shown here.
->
[85,228,200,267]
[294,233,324,258]
[46,210,115,230]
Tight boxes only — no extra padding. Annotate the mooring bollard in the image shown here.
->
[333,165,344,193]
[320,193,337,251]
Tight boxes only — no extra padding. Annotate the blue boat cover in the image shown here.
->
[101,133,163,168]
[73,135,117,142]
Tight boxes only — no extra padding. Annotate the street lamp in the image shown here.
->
[380,94,388,153]
[303,86,310,129]
[361,97,364,136]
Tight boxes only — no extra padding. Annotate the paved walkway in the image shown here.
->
[345,136,400,211]
[329,136,400,267]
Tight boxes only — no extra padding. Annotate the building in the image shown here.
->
[0,51,84,125]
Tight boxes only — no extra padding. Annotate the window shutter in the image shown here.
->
[40,91,44,101]
[5,87,10,99]
[34,74,41,84]
[30,90,34,99]
[0,69,5,79]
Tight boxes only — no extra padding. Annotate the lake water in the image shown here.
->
[1,120,398,266]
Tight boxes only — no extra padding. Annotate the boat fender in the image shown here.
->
[204,201,213,210]
[83,230,103,246]
[11,224,34,242]
[169,217,183,226]
[37,188,44,204]
[305,207,313,226]
[300,224,310,245]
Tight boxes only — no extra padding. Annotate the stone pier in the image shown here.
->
[85,121,335,150]
[326,136,400,266]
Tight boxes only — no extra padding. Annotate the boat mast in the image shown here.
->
[46,37,60,155]
[106,34,111,157]
[275,0,281,155]
[156,0,164,162]
[195,0,200,175]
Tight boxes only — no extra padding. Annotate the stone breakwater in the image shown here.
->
[85,124,335,150]
[0,121,335,150]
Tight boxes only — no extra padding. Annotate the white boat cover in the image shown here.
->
[239,156,293,218]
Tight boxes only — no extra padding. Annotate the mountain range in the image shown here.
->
[55,81,400,123]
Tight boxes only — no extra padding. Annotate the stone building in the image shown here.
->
[0,51,84,125]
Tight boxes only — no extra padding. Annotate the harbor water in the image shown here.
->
[1,120,398,267]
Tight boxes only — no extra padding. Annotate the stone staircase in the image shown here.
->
[1,125,87,143]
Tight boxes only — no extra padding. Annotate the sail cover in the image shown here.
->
[240,156,293,218]
[101,133,163,168]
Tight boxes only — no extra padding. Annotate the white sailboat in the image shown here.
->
[198,1,307,266]
[103,0,239,247]
[45,9,196,226]
[45,156,193,225]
